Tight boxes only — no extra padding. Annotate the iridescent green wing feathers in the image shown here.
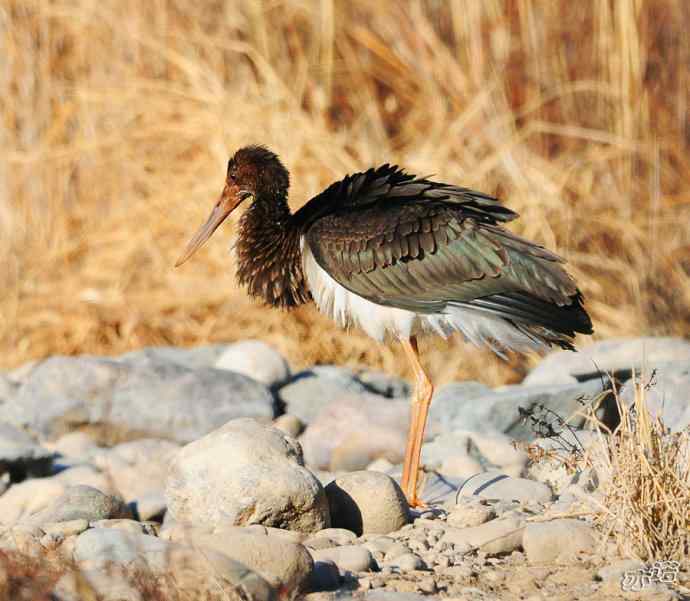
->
[296,165,592,341]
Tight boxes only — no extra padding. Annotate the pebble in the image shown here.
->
[596,559,644,582]
[313,545,374,573]
[325,471,410,535]
[441,516,525,556]
[26,484,131,526]
[441,564,473,579]
[522,519,596,563]
[307,527,357,546]
[48,431,98,459]
[457,470,554,503]
[166,417,330,533]
[446,499,496,528]
[214,339,291,387]
[384,541,411,561]
[363,536,396,555]
[0,476,66,525]
[273,413,304,437]
[382,552,424,572]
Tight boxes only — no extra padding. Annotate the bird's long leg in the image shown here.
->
[400,387,420,497]
[400,336,434,507]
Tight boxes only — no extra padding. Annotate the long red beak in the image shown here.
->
[175,184,251,267]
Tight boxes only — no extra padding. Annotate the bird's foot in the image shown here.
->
[406,494,428,509]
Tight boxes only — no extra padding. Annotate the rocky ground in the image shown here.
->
[0,337,689,600]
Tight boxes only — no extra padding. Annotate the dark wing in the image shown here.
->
[293,164,518,226]
[295,166,592,344]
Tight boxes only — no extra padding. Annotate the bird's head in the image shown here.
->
[175,145,288,267]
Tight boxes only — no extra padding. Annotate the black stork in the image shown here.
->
[176,145,593,507]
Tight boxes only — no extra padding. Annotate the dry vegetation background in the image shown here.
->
[1,0,689,385]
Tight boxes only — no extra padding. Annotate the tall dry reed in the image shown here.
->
[1,1,689,384]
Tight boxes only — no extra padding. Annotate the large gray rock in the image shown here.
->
[280,367,410,427]
[325,471,410,536]
[428,382,492,435]
[422,430,528,478]
[524,337,690,386]
[278,366,370,424]
[620,361,690,431]
[2,356,276,443]
[0,422,53,479]
[117,344,228,369]
[73,528,275,601]
[6,361,39,384]
[0,373,18,400]
[300,393,409,470]
[166,418,329,533]
[214,340,291,387]
[439,379,608,440]
[355,369,411,399]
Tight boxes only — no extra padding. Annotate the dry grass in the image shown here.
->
[1,1,689,385]
[593,378,690,561]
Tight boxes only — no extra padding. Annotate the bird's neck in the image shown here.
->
[236,192,311,309]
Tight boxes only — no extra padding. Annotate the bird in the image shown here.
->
[176,145,593,507]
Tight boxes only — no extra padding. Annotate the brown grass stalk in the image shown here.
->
[0,1,689,384]
[594,377,690,561]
